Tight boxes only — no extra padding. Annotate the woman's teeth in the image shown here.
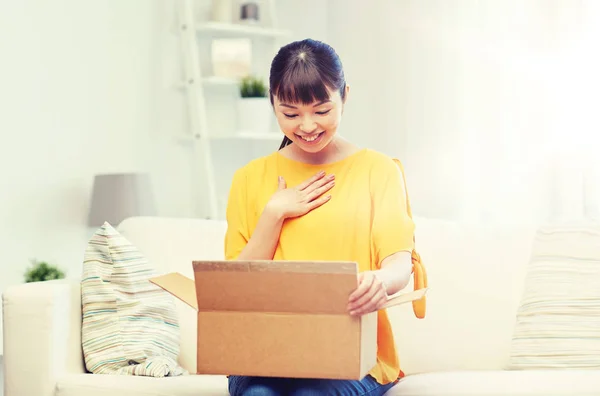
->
[299,133,321,142]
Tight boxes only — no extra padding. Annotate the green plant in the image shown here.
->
[240,75,268,98]
[24,259,66,283]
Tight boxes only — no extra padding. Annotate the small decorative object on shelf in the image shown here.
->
[24,259,66,283]
[240,74,267,97]
[239,2,260,24]
[238,75,274,134]
[210,0,234,23]
[211,38,252,79]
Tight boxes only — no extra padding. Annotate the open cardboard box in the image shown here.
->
[151,260,428,380]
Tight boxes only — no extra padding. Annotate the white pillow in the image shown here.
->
[81,222,186,376]
[508,223,600,369]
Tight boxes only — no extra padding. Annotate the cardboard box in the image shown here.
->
[151,260,427,380]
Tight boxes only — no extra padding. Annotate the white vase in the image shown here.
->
[210,0,233,23]
[237,97,274,135]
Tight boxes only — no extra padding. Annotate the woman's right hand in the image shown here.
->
[266,171,335,219]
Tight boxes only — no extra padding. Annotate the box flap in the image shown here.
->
[381,287,429,309]
[150,272,198,310]
[193,260,358,314]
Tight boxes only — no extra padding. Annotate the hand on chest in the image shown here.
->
[277,173,372,235]
[276,177,372,260]
[250,157,375,233]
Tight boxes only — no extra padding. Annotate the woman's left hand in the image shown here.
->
[347,271,388,316]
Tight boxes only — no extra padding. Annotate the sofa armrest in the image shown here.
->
[2,279,85,396]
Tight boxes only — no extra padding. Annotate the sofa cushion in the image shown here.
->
[508,224,600,369]
[388,218,536,373]
[55,374,228,396]
[387,370,600,395]
[117,216,229,372]
[81,222,185,376]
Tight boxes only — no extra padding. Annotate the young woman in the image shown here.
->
[225,38,415,396]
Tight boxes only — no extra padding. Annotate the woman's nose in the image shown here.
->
[299,116,317,133]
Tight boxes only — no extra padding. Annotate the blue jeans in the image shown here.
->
[228,375,397,396]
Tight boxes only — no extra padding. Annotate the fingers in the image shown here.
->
[304,173,335,195]
[289,171,335,216]
[348,272,373,304]
[349,284,380,314]
[351,293,387,316]
[348,272,387,316]
[278,176,287,191]
[307,193,332,211]
[306,178,335,202]
[297,170,326,191]
[350,290,386,316]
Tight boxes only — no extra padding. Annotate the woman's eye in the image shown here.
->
[284,114,298,119]
[316,110,331,115]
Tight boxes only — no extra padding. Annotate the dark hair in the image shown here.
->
[269,39,347,150]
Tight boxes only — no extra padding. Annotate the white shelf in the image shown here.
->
[204,76,239,86]
[196,22,290,38]
[176,76,239,89]
[178,132,282,142]
[220,132,282,141]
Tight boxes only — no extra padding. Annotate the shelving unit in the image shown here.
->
[196,21,290,38]
[175,0,291,219]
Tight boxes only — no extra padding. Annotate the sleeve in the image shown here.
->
[371,158,416,268]
[224,167,251,260]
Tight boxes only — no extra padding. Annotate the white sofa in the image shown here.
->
[3,216,600,396]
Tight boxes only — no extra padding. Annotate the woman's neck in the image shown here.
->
[283,136,360,165]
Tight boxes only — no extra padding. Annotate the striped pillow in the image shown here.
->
[81,222,186,376]
[508,223,600,369]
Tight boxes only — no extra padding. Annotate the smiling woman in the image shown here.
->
[224,38,418,396]
[268,39,347,155]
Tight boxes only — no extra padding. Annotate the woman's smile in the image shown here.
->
[296,132,325,144]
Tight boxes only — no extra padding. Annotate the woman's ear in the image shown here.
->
[341,84,350,114]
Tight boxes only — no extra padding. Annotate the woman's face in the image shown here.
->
[273,86,347,154]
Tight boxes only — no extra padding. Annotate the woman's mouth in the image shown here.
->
[296,132,324,145]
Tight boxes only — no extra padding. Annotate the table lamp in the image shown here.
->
[88,173,157,227]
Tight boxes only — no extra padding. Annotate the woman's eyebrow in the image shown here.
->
[279,100,331,109]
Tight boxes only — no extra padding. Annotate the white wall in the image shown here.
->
[326,1,482,220]
[0,0,196,354]
[325,0,600,225]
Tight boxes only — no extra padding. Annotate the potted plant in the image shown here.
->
[238,75,274,135]
[24,259,66,283]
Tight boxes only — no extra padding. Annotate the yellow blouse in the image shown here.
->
[224,148,416,384]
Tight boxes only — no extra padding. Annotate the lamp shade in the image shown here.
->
[88,173,156,227]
